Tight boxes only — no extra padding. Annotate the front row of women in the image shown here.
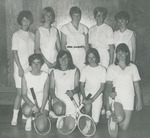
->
[12,43,142,132]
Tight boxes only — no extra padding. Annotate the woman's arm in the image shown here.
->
[108,44,115,65]
[134,81,143,111]
[61,32,67,50]
[22,76,36,109]
[90,83,106,103]
[13,50,24,78]
[84,33,89,51]
[40,75,50,113]
[35,29,41,53]
[66,68,80,97]
[56,29,61,52]
[131,32,136,63]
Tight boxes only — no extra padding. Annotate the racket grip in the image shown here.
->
[85,93,92,100]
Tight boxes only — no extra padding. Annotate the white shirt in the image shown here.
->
[80,65,106,95]
[89,23,114,50]
[12,29,34,70]
[60,22,88,46]
[107,63,141,98]
[114,29,135,60]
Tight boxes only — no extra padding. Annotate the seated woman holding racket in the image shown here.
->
[106,43,143,131]
[49,50,80,117]
[80,48,106,125]
[22,53,50,131]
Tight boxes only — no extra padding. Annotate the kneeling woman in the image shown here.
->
[22,53,50,131]
[80,48,106,125]
[106,43,143,131]
[49,50,80,116]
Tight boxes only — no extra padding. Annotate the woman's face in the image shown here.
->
[59,54,69,69]
[31,59,42,71]
[21,17,30,31]
[71,13,81,23]
[117,19,128,29]
[95,12,105,25]
[116,51,128,62]
[44,12,53,23]
[87,53,97,67]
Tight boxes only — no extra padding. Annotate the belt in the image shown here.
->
[67,46,84,48]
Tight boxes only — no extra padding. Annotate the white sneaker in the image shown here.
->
[22,115,27,120]
[49,111,59,119]
[109,118,116,131]
[11,119,17,126]
[25,118,32,131]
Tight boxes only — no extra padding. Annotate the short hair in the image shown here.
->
[41,7,55,24]
[54,50,76,70]
[115,43,130,66]
[114,11,130,23]
[28,53,44,66]
[69,6,82,16]
[93,7,107,19]
[85,48,100,65]
[17,10,33,25]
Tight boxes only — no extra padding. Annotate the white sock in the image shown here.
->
[11,109,19,126]
[25,117,32,131]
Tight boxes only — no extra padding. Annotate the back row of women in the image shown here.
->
[11,6,143,132]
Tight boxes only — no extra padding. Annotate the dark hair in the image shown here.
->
[85,48,100,65]
[17,10,33,25]
[114,11,130,24]
[115,43,130,66]
[41,7,55,24]
[28,53,44,66]
[54,50,76,70]
[93,7,107,19]
[69,6,82,16]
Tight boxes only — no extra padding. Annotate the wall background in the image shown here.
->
[0,0,149,104]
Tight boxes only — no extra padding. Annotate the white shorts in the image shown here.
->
[92,94,103,123]
[14,66,31,88]
[109,95,134,110]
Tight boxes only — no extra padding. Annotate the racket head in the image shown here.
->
[34,114,51,135]
[57,114,76,135]
[78,114,96,137]
[108,114,118,138]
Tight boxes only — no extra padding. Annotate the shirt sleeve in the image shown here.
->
[132,64,141,81]
[80,67,86,82]
[107,27,114,45]
[12,32,19,51]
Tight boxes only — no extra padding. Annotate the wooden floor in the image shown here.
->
[0,105,150,138]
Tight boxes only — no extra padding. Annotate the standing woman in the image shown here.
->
[106,43,143,131]
[22,53,49,131]
[11,10,34,126]
[35,7,61,74]
[114,11,136,63]
[50,50,80,115]
[89,7,115,69]
[80,48,106,124]
[60,6,89,71]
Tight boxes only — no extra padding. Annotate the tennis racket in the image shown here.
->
[30,88,51,135]
[69,94,96,137]
[108,88,118,138]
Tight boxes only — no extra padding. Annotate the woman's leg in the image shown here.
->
[119,110,132,131]
[11,88,22,126]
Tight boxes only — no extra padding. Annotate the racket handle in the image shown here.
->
[85,93,92,100]
[30,88,40,110]
[112,87,116,100]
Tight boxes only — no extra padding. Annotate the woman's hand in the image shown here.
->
[82,98,92,105]
[109,92,117,99]
[32,106,39,113]
[136,100,143,111]
[18,67,24,78]
[66,90,74,97]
